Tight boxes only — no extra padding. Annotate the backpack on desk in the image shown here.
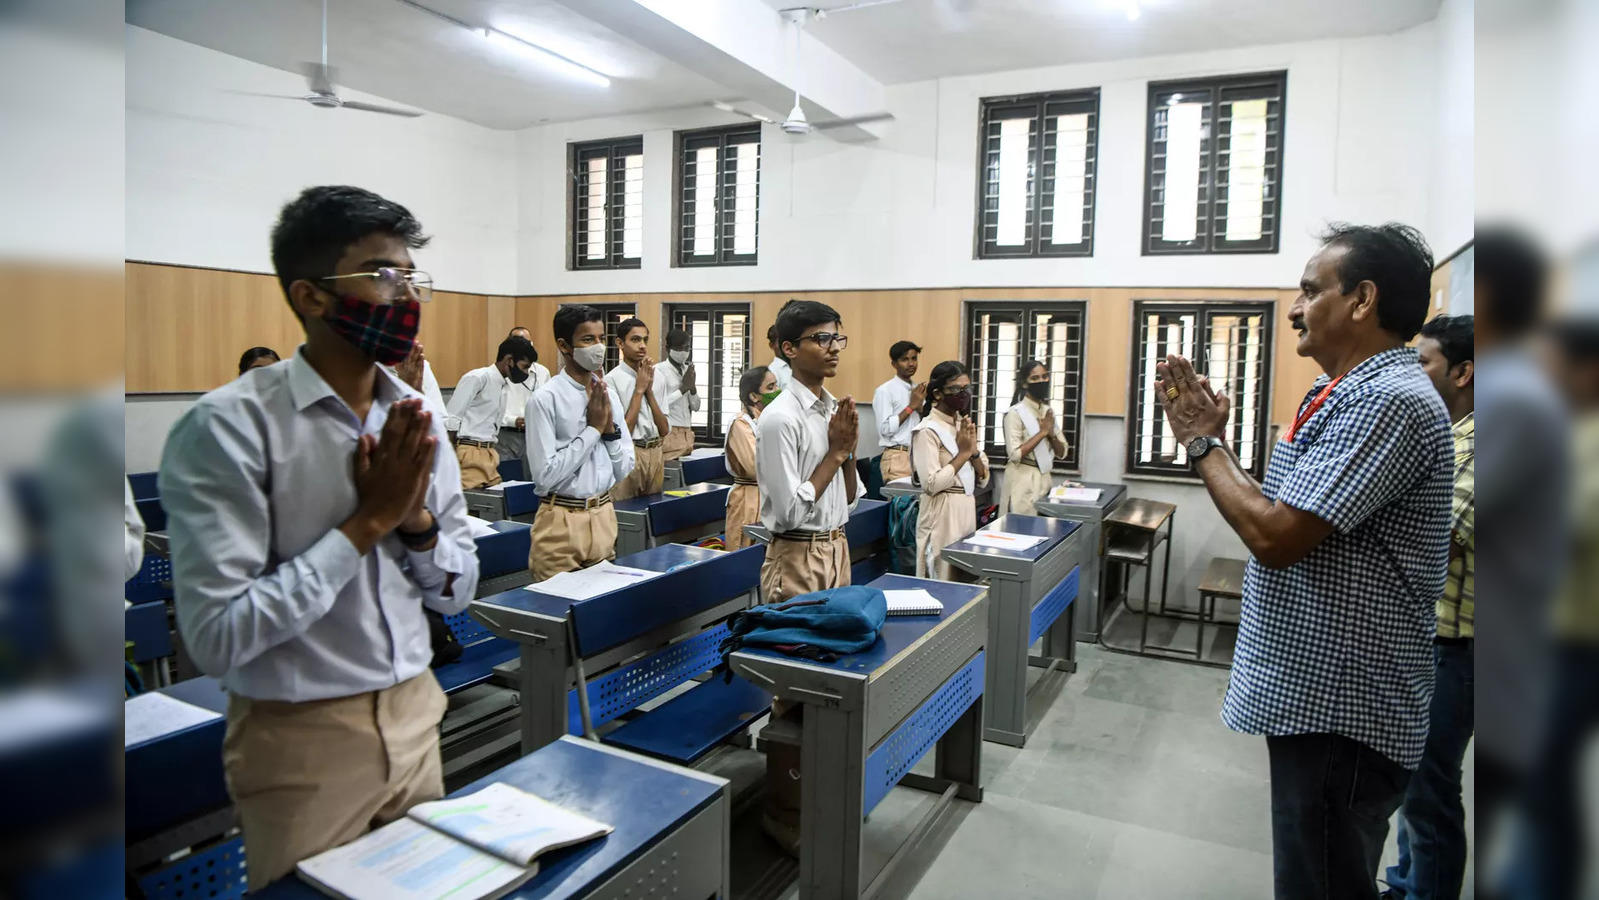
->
[719,585,887,664]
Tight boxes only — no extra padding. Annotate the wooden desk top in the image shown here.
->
[1105,497,1176,532]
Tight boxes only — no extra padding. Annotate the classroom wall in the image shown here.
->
[126,25,521,297]
[1428,0,1474,257]
[512,24,1438,296]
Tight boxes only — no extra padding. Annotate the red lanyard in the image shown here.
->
[1287,375,1343,442]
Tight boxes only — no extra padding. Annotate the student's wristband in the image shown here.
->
[397,513,440,550]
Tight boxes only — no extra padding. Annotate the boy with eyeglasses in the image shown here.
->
[159,186,479,889]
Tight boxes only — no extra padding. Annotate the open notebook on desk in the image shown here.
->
[296,782,612,900]
[883,589,944,616]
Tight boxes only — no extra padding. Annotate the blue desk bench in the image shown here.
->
[472,544,767,761]
[613,482,730,557]
[464,482,541,525]
[727,573,988,899]
[257,735,730,900]
[475,520,533,597]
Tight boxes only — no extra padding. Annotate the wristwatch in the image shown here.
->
[397,512,440,550]
[600,429,622,442]
[1186,435,1225,464]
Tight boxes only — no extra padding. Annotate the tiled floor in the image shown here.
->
[727,641,1477,899]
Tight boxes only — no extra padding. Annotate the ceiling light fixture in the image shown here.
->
[394,0,611,88]
[483,27,611,88]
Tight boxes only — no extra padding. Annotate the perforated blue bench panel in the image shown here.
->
[126,552,173,604]
[862,650,984,816]
[603,676,771,763]
[136,835,247,900]
[1028,565,1079,646]
[444,610,496,647]
[567,624,731,734]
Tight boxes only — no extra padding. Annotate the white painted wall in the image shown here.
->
[1429,0,1474,256]
[514,25,1439,295]
[126,25,521,296]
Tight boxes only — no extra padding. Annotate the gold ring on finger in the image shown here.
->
[1164,386,1180,401]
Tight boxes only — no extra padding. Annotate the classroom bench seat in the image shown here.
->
[603,675,771,764]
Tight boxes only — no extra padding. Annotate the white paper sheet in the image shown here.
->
[961,530,1046,552]
[296,817,532,900]
[485,480,534,492]
[524,562,662,600]
[683,447,725,459]
[1049,487,1103,503]
[882,589,943,616]
[124,691,223,747]
[886,476,913,486]
[408,782,613,867]
[464,516,501,539]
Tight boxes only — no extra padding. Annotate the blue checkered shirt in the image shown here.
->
[1222,348,1453,769]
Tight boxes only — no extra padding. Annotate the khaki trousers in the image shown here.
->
[759,534,850,605]
[723,485,760,551]
[455,443,501,491]
[615,443,664,500]
[879,447,912,482]
[1000,462,1054,516]
[661,426,696,461]
[529,501,619,581]
[223,672,448,891]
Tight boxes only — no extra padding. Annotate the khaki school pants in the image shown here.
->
[529,500,619,581]
[455,442,500,491]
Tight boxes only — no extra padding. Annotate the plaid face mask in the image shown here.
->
[325,294,420,364]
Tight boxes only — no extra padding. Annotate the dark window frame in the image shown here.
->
[584,302,637,375]
[568,136,644,270]
[673,125,762,268]
[1124,299,1275,480]
[663,302,753,444]
[1141,70,1287,256]
[964,300,1088,471]
[975,88,1100,260]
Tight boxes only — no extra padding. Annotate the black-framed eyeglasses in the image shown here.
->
[800,332,849,350]
[319,267,434,303]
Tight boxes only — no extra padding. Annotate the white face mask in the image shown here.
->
[571,343,606,372]
[669,349,690,366]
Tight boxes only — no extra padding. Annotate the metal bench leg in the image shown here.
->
[1137,559,1152,654]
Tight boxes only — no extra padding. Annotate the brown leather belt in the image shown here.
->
[882,445,910,453]
[457,438,497,448]
[732,477,759,486]
[937,487,967,495]
[543,491,613,510]
[633,437,663,449]
[774,528,846,543]
[1017,456,1040,468]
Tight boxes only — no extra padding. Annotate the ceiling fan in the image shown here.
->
[232,0,423,117]
[710,5,894,136]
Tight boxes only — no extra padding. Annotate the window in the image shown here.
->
[976,89,1099,258]
[1142,71,1286,255]
[965,301,1086,470]
[664,304,751,443]
[569,137,643,269]
[576,302,636,374]
[1126,300,1273,479]
[674,125,761,267]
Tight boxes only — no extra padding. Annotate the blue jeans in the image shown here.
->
[1516,643,1599,899]
[1384,639,1474,899]
[1268,732,1413,899]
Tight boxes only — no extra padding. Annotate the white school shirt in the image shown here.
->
[499,371,539,430]
[604,363,665,441]
[380,358,448,419]
[159,351,480,702]
[525,369,636,498]
[655,359,702,429]
[756,379,858,533]
[873,377,918,449]
[767,357,792,390]
[446,364,507,442]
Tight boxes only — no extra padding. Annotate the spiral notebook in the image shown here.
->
[882,589,944,617]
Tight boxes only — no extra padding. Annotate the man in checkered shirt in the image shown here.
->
[1156,223,1452,899]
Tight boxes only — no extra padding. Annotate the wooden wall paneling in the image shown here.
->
[1270,288,1323,428]
[0,263,125,391]
[126,263,301,392]
[485,297,517,356]
[417,291,487,387]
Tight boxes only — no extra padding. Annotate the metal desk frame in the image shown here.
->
[727,574,987,900]
[1032,481,1129,643]
[940,514,1085,747]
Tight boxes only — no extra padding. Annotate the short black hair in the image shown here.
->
[497,336,536,365]
[889,340,922,362]
[665,327,691,351]
[775,300,842,359]
[615,317,648,343]
[554,303,605,347]
[1418,315,1474,369]
[508,325,530,337]
[269,186,430,315]
[1476,225,1548,339]
[921,360,969,417]
[237,346,280,375]
[1318,222,1434,341]
[739,365,771,411]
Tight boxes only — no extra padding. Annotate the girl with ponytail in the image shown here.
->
[909,360,990,579]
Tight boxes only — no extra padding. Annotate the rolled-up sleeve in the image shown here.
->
[409,415,479,613]
[757,412,815,532]
[161,404,361,677]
